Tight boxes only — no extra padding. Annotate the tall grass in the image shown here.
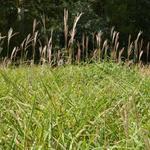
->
[0,10,149,67]
[0,62,149,149]
[0,9,149,150]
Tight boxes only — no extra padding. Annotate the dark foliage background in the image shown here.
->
[0,0,150,60]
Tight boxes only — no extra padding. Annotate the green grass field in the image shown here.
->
[0,63,150,149]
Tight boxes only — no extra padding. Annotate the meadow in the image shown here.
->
[0,8,150,150]
[0,62,149,149]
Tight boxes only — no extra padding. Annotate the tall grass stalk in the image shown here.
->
[147,42,150,63]
[68,12,83,64]
[64,9,68,49]
[7,28,18,58]
[96,31,103,61]
[134,31,142,63]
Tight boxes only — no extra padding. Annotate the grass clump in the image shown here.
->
[0,62,150,149]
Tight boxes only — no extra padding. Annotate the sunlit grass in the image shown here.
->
[0,62,150,149]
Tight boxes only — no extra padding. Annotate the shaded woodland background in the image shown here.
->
[0,0,150,62]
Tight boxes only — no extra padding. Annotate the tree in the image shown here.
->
[92,0,150,41]
[0,0,150,60]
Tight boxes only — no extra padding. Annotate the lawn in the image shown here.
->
[0,63,150,149]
